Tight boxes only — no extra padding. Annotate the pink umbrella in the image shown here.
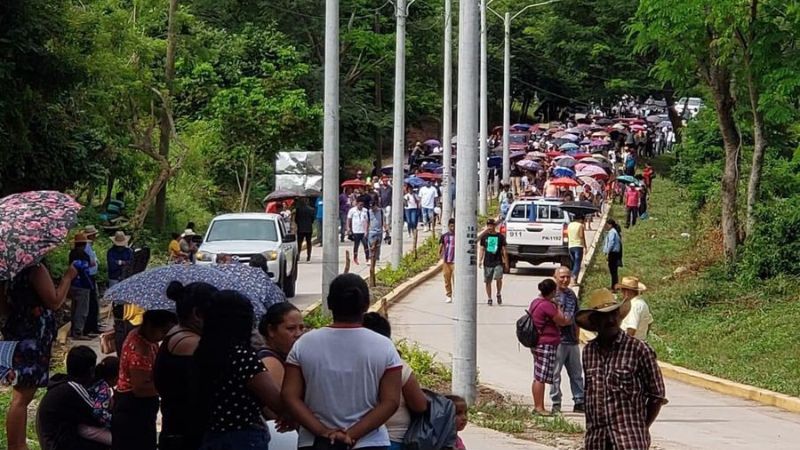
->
[590,140,609,147]
[576,165,606,177]
[579,176,602,193]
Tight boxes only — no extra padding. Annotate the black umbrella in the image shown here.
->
[596,118,613,125]
[560,201,600,215]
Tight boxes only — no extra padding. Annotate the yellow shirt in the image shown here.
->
[168,239,181,259]
[123,304,145,326]
[567,221,584,248]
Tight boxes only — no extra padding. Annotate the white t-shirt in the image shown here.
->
[419,186,438,209]
[347,207,369,234]
[404,193,419,209]
[286,327,403,449]
[385,362,412,442]
[621,296,653,341]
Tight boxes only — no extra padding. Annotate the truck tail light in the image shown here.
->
[562,223,569,244]
[499,223,507,235]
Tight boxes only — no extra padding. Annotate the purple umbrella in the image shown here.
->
[0,191,83,280]
[561,134,580,141]
[590,140,609,147]
[510,150,526,159]
[424,139,441,147]
[516,159,541,171]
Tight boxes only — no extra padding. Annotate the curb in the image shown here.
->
[658,362,800,414]
[575,203,611,299]
[368,261,444,315]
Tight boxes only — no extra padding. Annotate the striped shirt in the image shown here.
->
[440,232,456,263]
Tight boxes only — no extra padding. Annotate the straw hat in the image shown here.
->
[83,225,99,236]
[575,289,631,332]
[111,231,130,246]
[73,232,90,244]
[182,229,195,237]
[615,276,647,292]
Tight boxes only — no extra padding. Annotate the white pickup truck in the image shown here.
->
[500,197,572,270]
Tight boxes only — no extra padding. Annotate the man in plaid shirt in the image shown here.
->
[576,289,668,449]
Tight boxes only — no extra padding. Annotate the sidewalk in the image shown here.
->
[388,217,800,449]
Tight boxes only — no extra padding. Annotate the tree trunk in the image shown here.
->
[374,12,383,167]
[131,167,173,232]
[102,174,116,208]
[709,65,741,262]
[742,0,765,238]
[154,0,179,231]
[663,87,683,140]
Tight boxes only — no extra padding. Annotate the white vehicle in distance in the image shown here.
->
[500,197,572,270]
[675,97,704,118]
[196,213,298,297]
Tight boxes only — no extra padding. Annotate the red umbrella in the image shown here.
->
[546,151,563,158]
[549,177,579,187]
[341,179,369,188]
[416,172,442,181]
[573,152,593,160]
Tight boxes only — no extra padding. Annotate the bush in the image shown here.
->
[738,197,800,280]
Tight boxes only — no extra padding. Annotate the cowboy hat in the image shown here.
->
[182,229,196,237]
[73,232,90,244]
[83,225,99,236]
[575,289,631,332]
[111,231,130,246]
[615,276,647,292]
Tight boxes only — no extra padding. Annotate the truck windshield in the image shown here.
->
[206,219,279,242]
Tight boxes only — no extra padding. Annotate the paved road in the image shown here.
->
[291,225,436,310]
[389,220,800,449]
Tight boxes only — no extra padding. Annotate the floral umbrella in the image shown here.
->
[214,263,286,315]
[0,191,83,280]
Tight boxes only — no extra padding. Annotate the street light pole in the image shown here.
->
[501,12,511,186]
[441,0,453,228]
[453,0,479,405]
[321,0,340,309]
[478,0,488,215]
[390,0,408,268]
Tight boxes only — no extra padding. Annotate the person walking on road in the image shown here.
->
[439,219,456,303]
[478,218,508,306]
[617,276,654,341]
[403,184,421,237]
[624,184,641,228]
[346,198,370,265]
[567,215,586,286]
[602,219,623,290]
[339,188,351,243]
[529,279,571,415]
[551,267,585,414]
[419,181,438,231]
[576,289,667,450]
[367,198,389,262]
[315,197,324,245]
[294,198,316,262]
[379,178,393,233]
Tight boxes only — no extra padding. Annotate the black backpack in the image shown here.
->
[403,389,457,450]
[516,300,543,348]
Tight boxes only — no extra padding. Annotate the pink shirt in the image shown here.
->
[455,435,466,449]
[529,297,561,346]
[625,188,640,208]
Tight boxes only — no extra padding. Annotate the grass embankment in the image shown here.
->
[582,157,800,397]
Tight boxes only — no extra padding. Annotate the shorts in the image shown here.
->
[368,232,383,259]
[483,265,503,282]
[532,344,557,384]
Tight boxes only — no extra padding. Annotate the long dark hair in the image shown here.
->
[193,291,255,424]
[166,281,218,324]
[607,218,622,236]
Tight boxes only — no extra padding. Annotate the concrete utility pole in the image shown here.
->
[490,0,563,187]
[441,0,453,228]
[478,0,489,215]
[453,0,479,405]
[322,0,340,308]
[390,0,410,268]
[501,12,511,185]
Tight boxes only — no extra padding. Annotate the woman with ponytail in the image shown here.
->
[282,273,403,450]
[153,281,217,450]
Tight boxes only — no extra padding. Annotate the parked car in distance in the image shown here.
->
[196,213,298,297]
[675,97,704,117]
[500,197,572,270]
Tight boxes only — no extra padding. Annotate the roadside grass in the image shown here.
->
[582,159,800,397]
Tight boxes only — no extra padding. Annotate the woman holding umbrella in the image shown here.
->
[0,190,83,450]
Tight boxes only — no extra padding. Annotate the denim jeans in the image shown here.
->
[339,214,348,241]
[569,247,583,279]
[421,207,435,225]
[404,208,419,231]
[200,429,270,450]
[550,343,585,406]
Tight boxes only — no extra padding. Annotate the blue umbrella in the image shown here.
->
[404,176,426,188]
[488,155,503,168]
[214,264,286,315]
[553,167,576,178]
[561,134,580,142]
[511,123,532,131]
[560,142,579,151]
[104,265,261,312]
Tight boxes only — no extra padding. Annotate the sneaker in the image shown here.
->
[445,296,452,303]
[496,295,503,305]
[551,404,561,414]
[573,403,585,413]
[487,298,493,306]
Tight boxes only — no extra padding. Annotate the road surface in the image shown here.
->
[389,220,800,449]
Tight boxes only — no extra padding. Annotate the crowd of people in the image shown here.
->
[26,273,471,450]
